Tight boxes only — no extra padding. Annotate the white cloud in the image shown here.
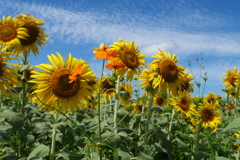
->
[1,0,239,58]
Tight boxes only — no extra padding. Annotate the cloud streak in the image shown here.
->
[1,0,239,58]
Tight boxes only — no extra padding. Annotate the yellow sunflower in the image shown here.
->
[119,83,133,105]
[170,91,196,117]
[0,16,29,50]
[203,92,218,105]
[0,52,20,95]
[30,52,96,114]
[100,76,116,100]
[139,68,156,89]
[153,93,167,107]
[14,13,49,56]
[222,67,238,89]
[148,50,185,96]
[196,103,222,132]
[177,71,194,93]
[132,103,148,115]
[110,38,146,81]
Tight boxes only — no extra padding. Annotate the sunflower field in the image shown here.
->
[0,13,240,160]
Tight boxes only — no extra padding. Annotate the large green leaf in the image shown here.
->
[0,110,24,127]
[27,144,49,160]
[118,149,132,160]
[221,117,240,132]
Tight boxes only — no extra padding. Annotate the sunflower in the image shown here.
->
[119,83,133,105]
[139,68,156,89]
[196,104,222,132]
[132,103,148,115]
[170,91,196,117]
[100,76,116,100]
[222,67,238,89]
[0,52,20,95]
[14,13,49,56]
[148,50,185,96]
[203,92,218,105]
[177,71,194,93]
[30,52,96,114]
[0,16,29,50]
[153,93,167,107]
[110,38,146,81]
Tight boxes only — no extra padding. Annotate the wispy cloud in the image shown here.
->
[1,0,239,58]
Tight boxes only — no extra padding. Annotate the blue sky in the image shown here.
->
[1,0,240,97]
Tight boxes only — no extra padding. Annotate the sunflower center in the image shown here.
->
[156,97,165,106]
[20,20,39,46]
[159,59,178,82]
[177,98,189,111]
[120,50,139,69]
[207,97,215,104]
[137,105,143,112]
[227,74,236,87]
[102,79,115,93]
[50,69,80,98]
[201,108,214,122]
[0,24,17,42]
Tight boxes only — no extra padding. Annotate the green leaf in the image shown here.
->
[173,137,187,148]
[56,150,80,160]
[130,114,142,130]
[31,122,49,134]
[216,157,232,160]
[134,152,154,160]
[0,132,12,142]
[221,117,240,132]
[118,149,132,160]
[0,110,24,127]
[117,108,130,123]
[27,144,50,160]
[151,107,163,114]
[189,152,205,160]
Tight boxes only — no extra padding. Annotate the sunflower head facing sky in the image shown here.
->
[0,16,29,51]
[110,38,146,81]
[14,13,49,56]
[30,52,96,114]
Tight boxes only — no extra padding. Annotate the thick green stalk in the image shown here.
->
[235,85,239,119]
[97,59,105,160]
[167,109,175,140]
[144,94,154,152]
[50,113,58,160]
[21,56,28,114]
[114,75,120,134]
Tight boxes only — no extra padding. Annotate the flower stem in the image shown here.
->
[50,112,58,160]
[97,59,105,160]
[167,109,175,140]
[114,75,121,134]
[144,94,154,152]
[21,55,28,114]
